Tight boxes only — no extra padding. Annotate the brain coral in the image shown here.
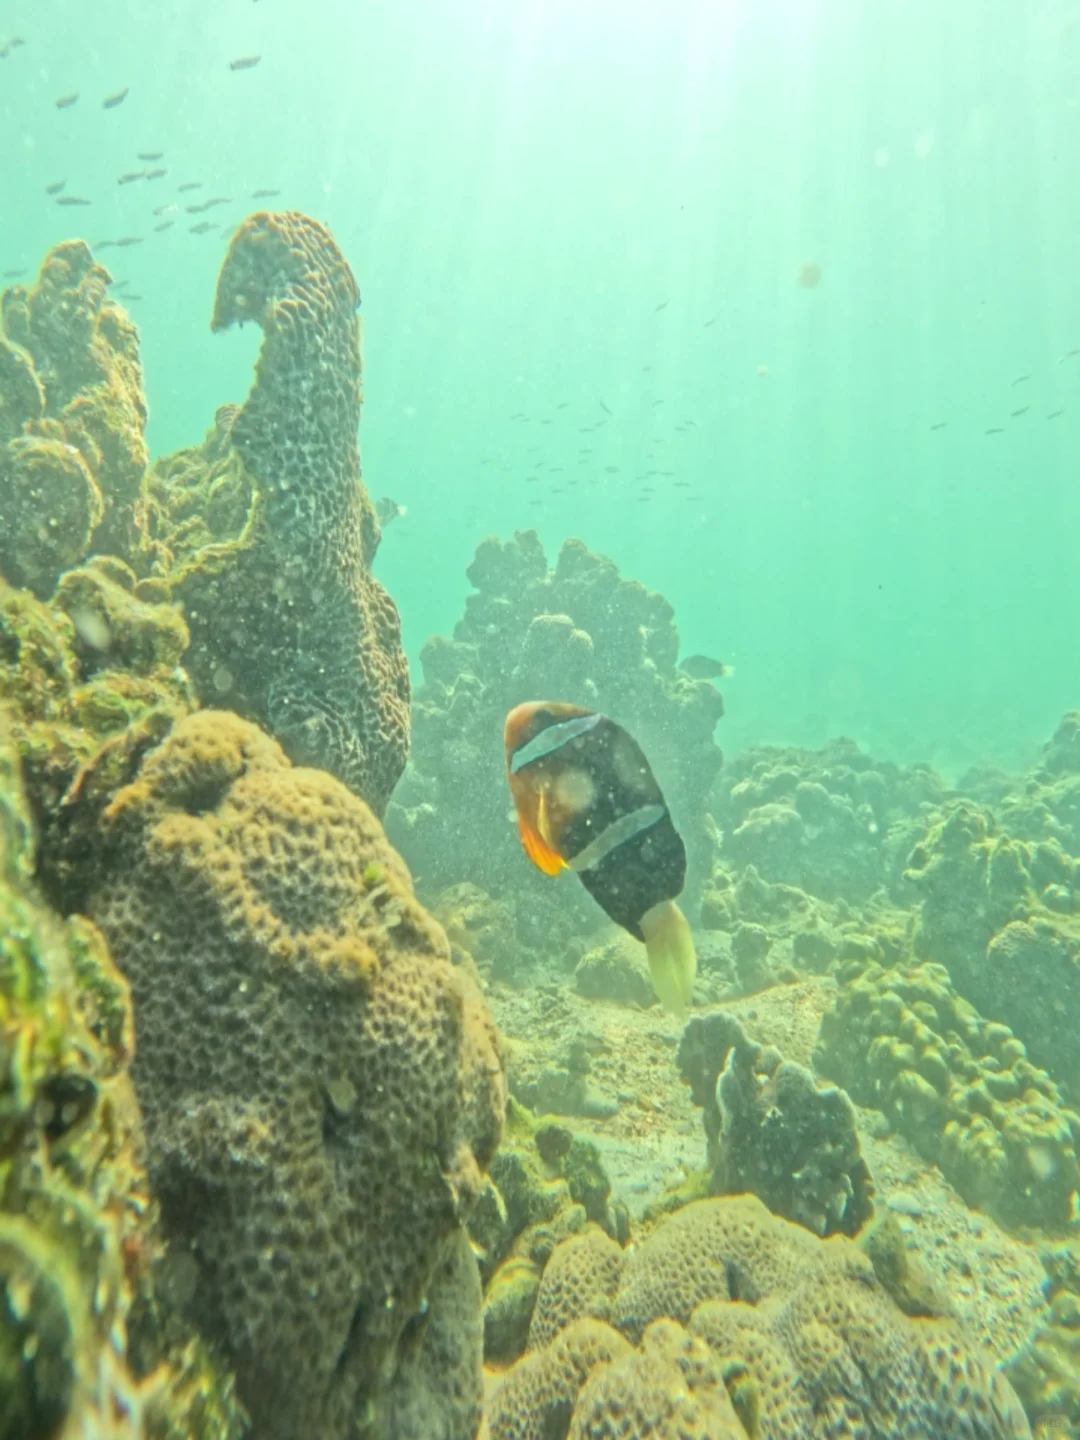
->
[490,1195,1031,1440]
[389,530,724,957]
[0,240,148,591]
[135,211,409,815]
[89,709,505,1440]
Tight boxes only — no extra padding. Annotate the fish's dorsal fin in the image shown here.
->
[518,813,566,876]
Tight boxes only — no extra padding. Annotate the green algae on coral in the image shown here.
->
[0,567,193,910]
[0,241,148,588]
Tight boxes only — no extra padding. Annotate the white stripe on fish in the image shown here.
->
[509,712,602,773]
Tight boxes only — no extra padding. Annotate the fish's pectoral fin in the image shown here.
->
[518,817,567,876]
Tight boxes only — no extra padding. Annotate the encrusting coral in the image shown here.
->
[488,1194,1031,1439]
[89,709,506,1440]
[677,1010,874,1237]
[389,530,724,957]
[132,212,410,817]
[0,241,148,592]
[815,957,1080,1230]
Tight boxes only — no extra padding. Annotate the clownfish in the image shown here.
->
[504,701,697,1016]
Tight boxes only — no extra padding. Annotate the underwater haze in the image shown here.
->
[2,0,1079,775]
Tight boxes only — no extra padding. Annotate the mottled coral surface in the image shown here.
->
[91,710,505,1440]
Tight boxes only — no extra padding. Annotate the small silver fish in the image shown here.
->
[55,92,78,109]
[376,497,408,527]
[138,151,164,161]
[678,654,734,681]
[229,55,261,70]
[103,88,129,108]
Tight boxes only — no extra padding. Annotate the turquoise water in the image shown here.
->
[3,0,1078,775]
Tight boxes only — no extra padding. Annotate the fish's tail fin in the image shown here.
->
[641,899,697,1018]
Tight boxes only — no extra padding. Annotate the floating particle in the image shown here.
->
[556,401,569,409]
[138,150,164,161]
[55,92,78,108]
[703,317,717,327]
[213,665,234,694]
[45,180,65,194]
[655,300,669,311]
[604,465,620,474]
[103,88,129,108]
[652,398,665,406]
[229,55,261,70]
[251,187,280,198]
[56,195,90,206]
[117,170,145,185]
[757,365,769,377]
[873,146,889,168]
[177,181,203,192]
[71,606,111,652]
[914,131,934,158]
[797,260,822,288]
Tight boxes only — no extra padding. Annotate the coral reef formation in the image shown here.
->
[711,737,948,904]
[0,718,244,1439]
[677,1010,874,1237]
[0,241,148,594]
[1004,1235,1080,1436]
[816,958,1080,1230]
[470,1097,625,1366]
[488,1194,1031,1439]
[88,709,505,1440]
[905,801,1080,1104]
[0,563,193,909]
[389,531,723,959]
[136,212,410,815]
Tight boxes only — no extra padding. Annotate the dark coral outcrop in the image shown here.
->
[489,1195,1030,1440]
[137,212,410,815]
[389,531,723,958]
[90,710,505,1440]
[677,1010,874,1237]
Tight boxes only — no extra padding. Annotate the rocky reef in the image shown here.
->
[389,530,724,969]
